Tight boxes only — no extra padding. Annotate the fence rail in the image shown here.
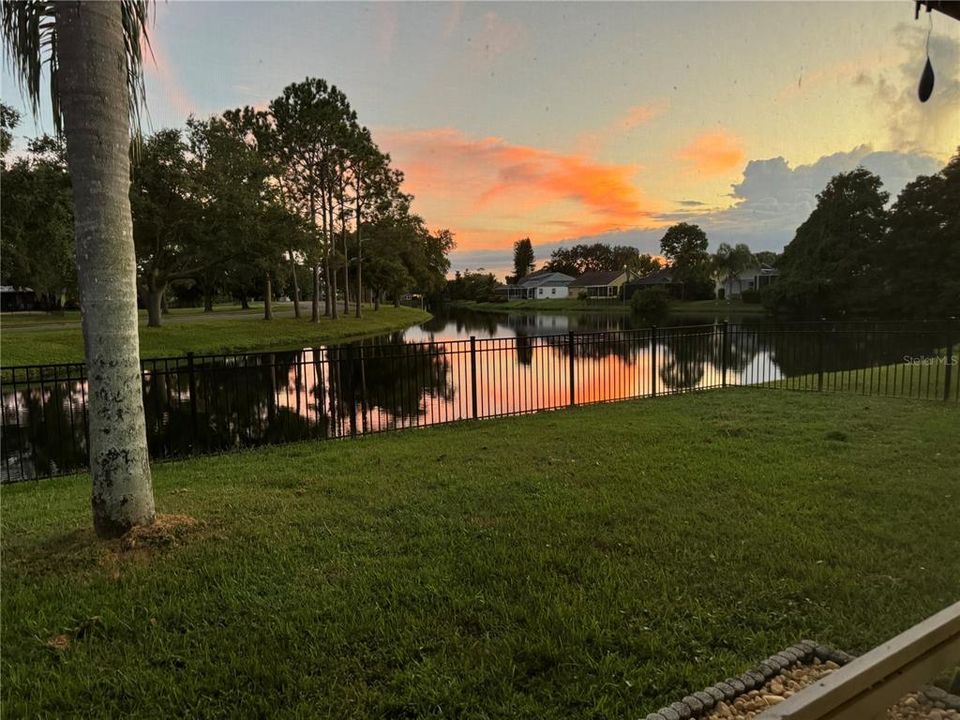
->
[2,321,957,482]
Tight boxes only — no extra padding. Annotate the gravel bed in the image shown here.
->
[644,642,960,720]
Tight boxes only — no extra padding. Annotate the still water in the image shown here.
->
[0,306,943,481]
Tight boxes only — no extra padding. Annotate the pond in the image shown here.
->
[1,306,948,482]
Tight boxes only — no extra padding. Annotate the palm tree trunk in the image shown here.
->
[56,1,155,537]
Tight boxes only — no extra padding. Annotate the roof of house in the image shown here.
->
[514,270,575,287]
[628,267,676,285]
[569,270,626,287]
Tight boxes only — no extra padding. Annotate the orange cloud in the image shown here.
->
[675,131,745,177]
[378,127,665,251]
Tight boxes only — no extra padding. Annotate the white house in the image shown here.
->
[715,265,779,299]
[497,270,575,300]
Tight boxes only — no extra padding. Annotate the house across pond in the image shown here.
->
[496,270,575,300]
[569,270,630,300]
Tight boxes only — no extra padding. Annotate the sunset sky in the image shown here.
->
[3,1,958,277]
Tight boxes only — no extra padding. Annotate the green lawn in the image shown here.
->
[1,305,430,366]
[3,390,958,718]
[668,299,767,315]
[767,352,958,402]
[0,302,272,328]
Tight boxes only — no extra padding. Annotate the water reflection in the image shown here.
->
[2,308,947,482]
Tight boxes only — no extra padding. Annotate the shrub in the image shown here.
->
[629,287,670,323]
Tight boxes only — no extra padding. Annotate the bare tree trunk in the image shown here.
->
[203,282,214,312]
[355,193,363,319]
[289,250,301,319]
[240,291,250,310]
[160,288,169,315]
[311,264,320,322]
[56,1,155,538]
[374,291,381,311]
[339,179,350,316]
[147,282,164,328]
[264,273,273,320]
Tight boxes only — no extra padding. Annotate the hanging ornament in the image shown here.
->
[918,10,935,102]
[918,57,935,102]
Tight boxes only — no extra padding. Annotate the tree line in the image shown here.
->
[765,152,959,320]
[1,80,455,326]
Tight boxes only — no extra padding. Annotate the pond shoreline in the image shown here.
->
[448,299,769,316]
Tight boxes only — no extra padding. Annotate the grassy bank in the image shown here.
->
[1,305,430,366]
[770,351,958,401]
[451,298,768,316]
[452,298,632,312]
[3,390,958,718]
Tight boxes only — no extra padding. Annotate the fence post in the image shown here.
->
[469,336,478,418]
[721,321,729,388]
[187,352,199,451]
[650,325,658,397]
[944,339,954,402]
[568,331,576,406]
[817,320,826,392]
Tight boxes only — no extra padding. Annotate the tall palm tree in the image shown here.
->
[2,1,156,537]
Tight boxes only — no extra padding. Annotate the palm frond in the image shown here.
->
[1,0,151,135]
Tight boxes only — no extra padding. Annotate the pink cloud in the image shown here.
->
[141,29,194,121]
[675,130,745,177]
[378,127,665,251]
[576,100,669,153]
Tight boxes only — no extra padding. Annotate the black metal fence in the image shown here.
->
[2,322,956,482]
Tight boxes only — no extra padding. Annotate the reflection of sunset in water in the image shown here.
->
[5,320,943,482]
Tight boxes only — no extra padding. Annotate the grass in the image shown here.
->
[3,389,958,718]
[452,299,633,312]
[0,302,272,327]
[1,305,430,366]
[452,298,768,316]
[668,299,767,315]
[769,352,958,402]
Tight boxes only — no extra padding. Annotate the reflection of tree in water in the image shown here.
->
[1,382,88,479]
[142,351,325,457]
[328,337,454,430]
[515,332,534,366]
[657,325,762,391]
[422,307,501,336]
[767,322,948,378]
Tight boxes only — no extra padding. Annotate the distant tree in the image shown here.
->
[512,237,535,279]
[754,250,779,267]
[0,135,76,307]
[712,242,756,297]
[130,128,202,327]
[2,0,156,536]
[765,168,888,318]
[629,287,671,323]
[545,243,660,276]
[881,150,960,320]
[0,102,20,161]
[659,223,713,300]
[447,270,500,302]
